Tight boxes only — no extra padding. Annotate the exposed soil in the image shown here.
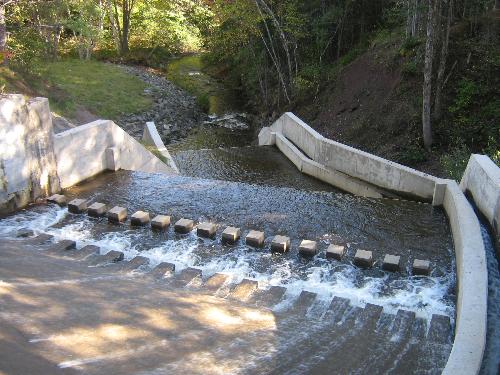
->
[294,44,446,177]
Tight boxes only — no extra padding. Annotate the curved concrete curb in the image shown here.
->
[441,181,487,375]
[260,112,488,375]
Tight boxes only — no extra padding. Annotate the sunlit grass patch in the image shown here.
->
[33,59,152,119]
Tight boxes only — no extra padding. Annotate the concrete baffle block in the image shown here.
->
[271,235,291,253]
[130,211,150,226]
[204,273,230,292]
[87,202,107,217]
[150,262,175,279]
[353,249,373,268]
[246,230,265,248]
[68,199,87,214]
[174,218,194,234]
[151,215,171,230]
[326,244,346,261]
[230,279,259,302]
[197,222,217,238]
[176,267,202,287]
[16,228,34,238]
[382,254,401,272]
[47,194,67,206]
[107,206,128,223]
[412,259,431,275]
[299,240,318,257]
[222,226,241,244]
[47,240,76,254]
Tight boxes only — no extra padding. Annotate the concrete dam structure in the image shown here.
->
[0,94,498,374]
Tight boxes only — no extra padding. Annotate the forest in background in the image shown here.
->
[0,0,499,179]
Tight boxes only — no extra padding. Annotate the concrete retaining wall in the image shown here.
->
[0,95,60,215]
[260,112,437,200]
[54,120,177,188]
[460,154,500,241]
[260,112,488,375]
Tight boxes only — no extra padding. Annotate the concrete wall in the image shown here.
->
[260,112,438,201]
[142,121,179,173]
[260,112,488,375]
[460,154,500,240]
[0,95,60,215]
[54,120,177,188]
[441,180,487,375]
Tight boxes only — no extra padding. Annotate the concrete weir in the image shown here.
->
[259,112,490,375]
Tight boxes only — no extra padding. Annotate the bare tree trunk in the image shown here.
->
[106,0,121,52]
[434,0,452,121]
[0,4,6,62]
[422,0,438,150]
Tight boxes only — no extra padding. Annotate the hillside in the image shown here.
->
[290,17,499,178]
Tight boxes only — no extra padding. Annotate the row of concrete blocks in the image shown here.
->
[22,233,451,343]
[47,194,431,275]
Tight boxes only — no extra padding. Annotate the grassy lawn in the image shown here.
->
[31,59,152,119]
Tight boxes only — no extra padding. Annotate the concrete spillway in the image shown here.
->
[0,168,456,374]
[0,235,453,374]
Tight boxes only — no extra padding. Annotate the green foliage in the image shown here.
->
[397,144,428,165]
[401,60,418,76]
[440,143,471,181]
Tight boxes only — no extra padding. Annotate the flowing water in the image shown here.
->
[0,170,455,323]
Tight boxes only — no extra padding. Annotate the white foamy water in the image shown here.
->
[0,206,455,322]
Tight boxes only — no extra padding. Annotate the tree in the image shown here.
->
[0,0,19,64]
[108,0,136,55]
[422,0,438,150]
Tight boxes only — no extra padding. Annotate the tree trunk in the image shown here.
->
[434,0,452,121]
[0,4,6,64]
[422,0,437,150]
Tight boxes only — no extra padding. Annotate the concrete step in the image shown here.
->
[252,285,287,308]
[324,296,351,323]
[45,240,76,254]
[87,250,124,266]
[287,290,317,316]
[172,267,202,287]
[66,244,100,260]
[427,314,452,344]
[112,255,149,272]
[26,233,53,245]
[229,279,259,302]
[203,273,230,294]
[148,262,175,279]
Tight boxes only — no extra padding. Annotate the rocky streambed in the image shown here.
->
[116,64,253,147]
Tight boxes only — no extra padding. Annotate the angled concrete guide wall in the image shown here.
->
[142,121,179,173]
[260,112,437,200]
[54,120,177,188]
[460,154,500,241]
[260,112,488,375]
[0,95,60,215]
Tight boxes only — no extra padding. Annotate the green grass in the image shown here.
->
[32,59,152,119]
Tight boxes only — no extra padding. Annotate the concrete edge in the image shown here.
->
[439,181,487,375]
[275,133,383,198]
[55,120,176,188]
[142,121,179,173]
[460,154,500,237]
[263,112,438,201]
